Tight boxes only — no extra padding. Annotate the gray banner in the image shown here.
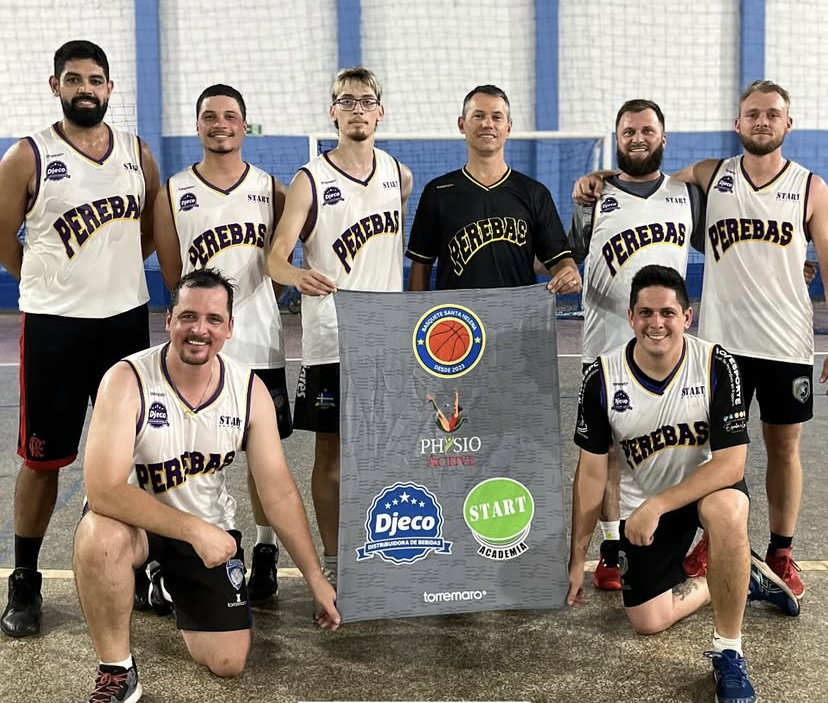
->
[334,285,569,622]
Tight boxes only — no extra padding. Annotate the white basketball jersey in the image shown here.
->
[700,156,812,364]
[20,123,149,317]
[582,177,693,362]
[125,344,253,530]
[167,164,284,368]
[600,336,715,518]
[300,149,403,365]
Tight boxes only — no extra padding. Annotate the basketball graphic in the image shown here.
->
[427,319,471,363]
[413,305,486,377]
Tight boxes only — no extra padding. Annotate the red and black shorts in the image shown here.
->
[18,304,149,470]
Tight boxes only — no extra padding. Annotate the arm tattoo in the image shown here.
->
[672,578,699,601]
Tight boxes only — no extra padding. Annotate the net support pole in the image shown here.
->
[134,0,164,178]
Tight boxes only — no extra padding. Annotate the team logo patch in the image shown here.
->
[45,160,70,181]
[356,482,451,564]
[611,389,632,413]
[600,196,620,213]
[425,390,465,433]
[463,477,534,561]
[793,377,811,404]
[714,175,734,193]
[226,558,245,591]
[147,401,169,428]
[414,305,485,378]
[323,185,343,206]
[179,192,198,211]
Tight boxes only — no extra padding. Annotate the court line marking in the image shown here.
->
[6,561,828,580]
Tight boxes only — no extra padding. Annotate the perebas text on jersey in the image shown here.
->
[135,450,236,494]
[54,194,141,259]
[332,209,400,273]
[187,222,268,267]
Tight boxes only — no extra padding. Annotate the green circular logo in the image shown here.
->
[463,477,534,548]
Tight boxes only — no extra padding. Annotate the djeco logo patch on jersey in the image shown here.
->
[611,389,632,413]
[179,192,199,212]
[600,196,620,213]
[414,305,485,378]
[45,160,70,181]
[463,477,534,561]
[147,401,169,428]
[714,175,734,193]
[323,185,343,206]
[356,482,452,564]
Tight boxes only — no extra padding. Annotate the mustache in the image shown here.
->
[71,96,101,108]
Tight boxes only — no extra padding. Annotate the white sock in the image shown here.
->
[712,629,743,656]
[256,525,277,546]
[600,520,620,542]
[100,655,133,670]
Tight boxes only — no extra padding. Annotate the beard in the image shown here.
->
[617,143,664,178]
[61,95,108,128]
[740,130,785,156]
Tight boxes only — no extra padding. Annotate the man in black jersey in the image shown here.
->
[406,84,581,292]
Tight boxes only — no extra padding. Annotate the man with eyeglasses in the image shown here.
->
[406,84,580,293]
[267,67,413,594]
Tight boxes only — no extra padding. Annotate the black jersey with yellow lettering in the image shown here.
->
[406,167,571,289]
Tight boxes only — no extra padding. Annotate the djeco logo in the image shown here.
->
[356,482,452,565]
[463,477,534,561]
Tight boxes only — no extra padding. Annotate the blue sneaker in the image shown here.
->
[704,650,756,703]
[748,551,800,616]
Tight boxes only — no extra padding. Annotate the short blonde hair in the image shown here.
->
[739,80,790,112]
[330,67,382,103]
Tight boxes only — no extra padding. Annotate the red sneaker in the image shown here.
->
[765,547,804,598]
[592,558,622,590]
[683,534,708,578]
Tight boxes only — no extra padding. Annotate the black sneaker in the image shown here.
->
[1,567,43,637]
[248,544,279,605]
[87,661,142,703]
[146,562,173,617]
[133,564,151,612]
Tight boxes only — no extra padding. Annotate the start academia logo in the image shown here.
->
[463,477,535,561]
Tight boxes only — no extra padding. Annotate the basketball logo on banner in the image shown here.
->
[413,304,485,377]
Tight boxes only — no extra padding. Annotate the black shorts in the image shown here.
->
[618,479,749,608]
[734,355,813,424]
[253,367,293,439]
[147,529,252,632]
[18,304,150,470]
[293,363,339,434]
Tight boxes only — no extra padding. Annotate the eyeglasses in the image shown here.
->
[333,97,380,111]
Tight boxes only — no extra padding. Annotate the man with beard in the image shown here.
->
[573,81,828,605]
[568,100,704,592]
[0,40,159,637]
[154,84,291,607]
[406,84,581,293]
[266,67,412,592]
[73,268,339,702]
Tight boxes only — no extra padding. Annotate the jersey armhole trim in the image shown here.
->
[124,360,146,435]
[241,370,255,451]
[24,137,41,216]
[298,167,318,244]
